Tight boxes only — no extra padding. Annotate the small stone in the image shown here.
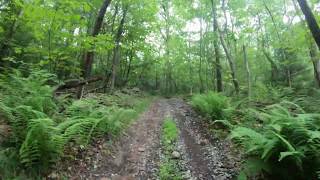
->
[138,147,145,152]
[182,170,192,179]
[48,172,59,179]
[102,142,109,148]
[171,151,181,159]
[199,139,209,146]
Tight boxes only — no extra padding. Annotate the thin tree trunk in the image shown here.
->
[310,42,320,87]
[262,48,279,82]
[111,7,128,91]
[219,28,240,94]
[105,2,119,76]
[199,9,204,93]
[188,41,193,95]
[161,0,172,94]
[210,0,223,92]
[243,45,251,99]
[123,47,134,86]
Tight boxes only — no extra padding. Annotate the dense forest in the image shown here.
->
[0,0,320,179]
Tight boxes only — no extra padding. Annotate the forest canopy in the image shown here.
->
[1,0,320,95]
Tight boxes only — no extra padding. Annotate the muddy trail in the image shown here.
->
[63,98,240,180]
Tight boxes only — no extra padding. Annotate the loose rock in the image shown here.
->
[172,151,181,159]
[138,147,145,152]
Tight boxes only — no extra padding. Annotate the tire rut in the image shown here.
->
[65,98,240,180]
[68,99,170,179]
[167,98,240,180]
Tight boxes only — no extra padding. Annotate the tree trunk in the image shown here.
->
[110,7,128,91]
[297,0,320,49]
[219,29,240,94]
[123,47,134,86]
[199,9,204,93]
[243,45,251,99]
[188,41,193,95]
[161,0,172,94]
[210,0,223,92]
[293,0,320,88]
[82,0,112,79]
[310,42,320,87]
[262,48,279,82]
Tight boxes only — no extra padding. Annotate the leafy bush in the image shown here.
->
[191,92,229,120]
[230,102,320,179]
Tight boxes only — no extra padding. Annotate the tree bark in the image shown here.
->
[110,7,128,91]
[210,0,223,92]
[310,42,320,87]
[262,48,279,82]
[161,0,173,94]
[55,76,104,92]
[243,45,251,99]
[297,0,320,49]
[219,28,240,94]
[199,8,204,93]
[82,0,112,78]
[293,0,320,88]
[123,47,134,86]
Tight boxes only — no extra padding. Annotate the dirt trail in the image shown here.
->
[168,98,240,179]
[66,98,239,180]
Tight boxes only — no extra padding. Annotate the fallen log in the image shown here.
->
[54,76,104,92]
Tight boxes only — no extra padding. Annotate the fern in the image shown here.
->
[191,92,229,120]
[0,69,143,178]
[231,102,320,179]
[19,118,63,173]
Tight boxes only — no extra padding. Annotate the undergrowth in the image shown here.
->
[191,91,230,121]
[231,102,320,180]
[0,70,151,178]
[191,91,320,180]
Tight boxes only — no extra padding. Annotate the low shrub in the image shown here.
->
[191,92,229,120]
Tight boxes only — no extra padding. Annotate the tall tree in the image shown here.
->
[294,0,320,87]
[110,6,128,90]
[210,0,223,92]
[297,0,320,49]
[243,44,251,98]
[219,29,240,94]
[82,0,112,79]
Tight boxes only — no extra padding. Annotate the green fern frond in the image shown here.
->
[19,118,62,171]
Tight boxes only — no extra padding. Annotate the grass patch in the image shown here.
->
[162,118,178,147]
[159,118,183,180]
